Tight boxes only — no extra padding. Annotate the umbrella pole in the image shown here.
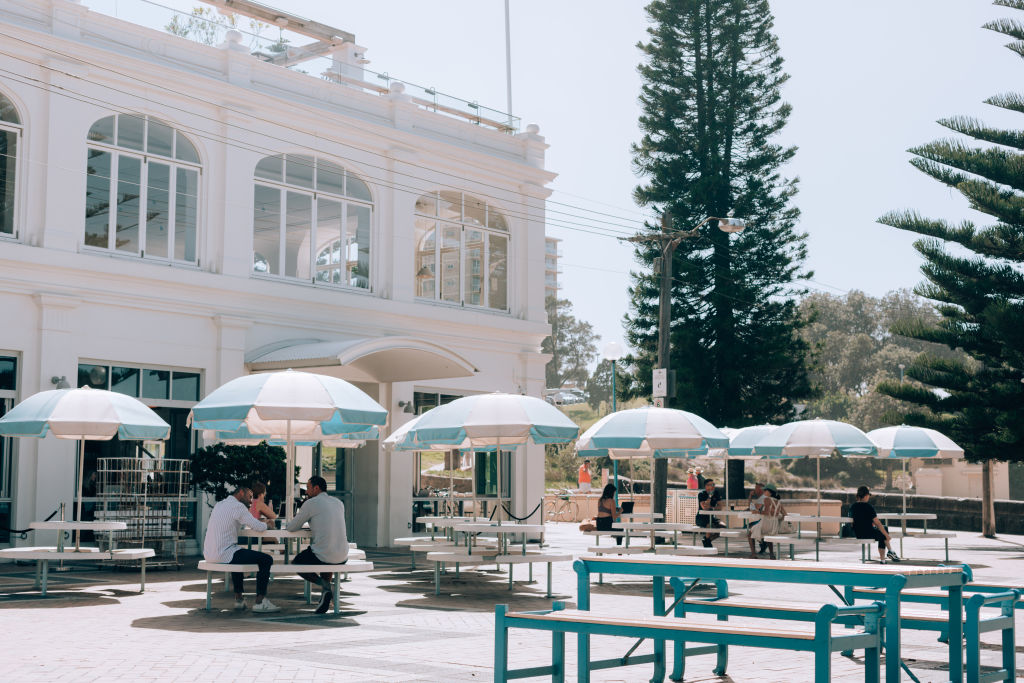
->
[649,455,655,548]
[816,455,822,561]
[724,453,729,511]
[286,420,293,522]
[901,459,907,557]
[449,450,455,518]
[75,439,85,551]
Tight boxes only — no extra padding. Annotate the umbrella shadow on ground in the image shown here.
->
[0,590,121,607]
[132,609,365,633]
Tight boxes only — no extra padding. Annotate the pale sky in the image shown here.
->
[91,0,1015,356]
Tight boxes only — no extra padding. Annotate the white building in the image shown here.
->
[544,236,561,299]
[0,0,554,550]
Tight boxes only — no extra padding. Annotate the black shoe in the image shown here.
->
[316,588,334,614]
[757,542,769,554]
[886,550,900,563]
[702,538,713,548]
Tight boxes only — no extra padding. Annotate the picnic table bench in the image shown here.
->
[494,600,885,683]
[425,550,571,597]
[0,546,155,596]
[197,559,375,615]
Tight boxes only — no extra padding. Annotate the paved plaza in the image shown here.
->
[0,525,1021,682]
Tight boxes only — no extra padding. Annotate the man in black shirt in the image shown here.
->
[696,479,723,548]
[850,485,899,563]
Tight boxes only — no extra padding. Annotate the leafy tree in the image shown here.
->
[164,6,281,51]
[624,0,811,506]
[585,359,618,411]
[542,295,600,388]
[190,441,295,505]
[876,0,1024,536]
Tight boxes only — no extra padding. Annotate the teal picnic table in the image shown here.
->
[574,554,968,683]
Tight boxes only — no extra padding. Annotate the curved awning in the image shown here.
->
[245,336,478,383]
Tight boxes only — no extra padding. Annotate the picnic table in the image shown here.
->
[452,523,546,556]
[573,554,968,683]
[30,520,127,552]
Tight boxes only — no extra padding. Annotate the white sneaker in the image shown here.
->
[233,600,247,611]
[252,599,281,614]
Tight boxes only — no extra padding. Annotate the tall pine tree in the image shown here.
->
[877,0,1024,536]
[625,0,810,498]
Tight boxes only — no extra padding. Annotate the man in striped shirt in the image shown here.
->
[204,486,280,613]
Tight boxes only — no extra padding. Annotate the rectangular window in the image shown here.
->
[110,366,140,396]
[252,185,281,275]
[348,203,371,289]
[0,129,16,236]
[0,356,15,391]
[488,234,508,311]
[315,198,342,284]
[171,372,200,401]
[414,217,436,299]
[174,168,198,263]
[78,364,109,390]
[464,229,484,306]
[146,162,170,258]
[84,150,111,248]
[142,369,170,400]
[441,223,461,303]
[284,191,312,279]
[115,156,141,254]
[474,450,511,498]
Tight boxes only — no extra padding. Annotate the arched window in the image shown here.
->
[414,191,508,311]
[84,114,200,263]
[0,92,22,237]
[252,154,372,289]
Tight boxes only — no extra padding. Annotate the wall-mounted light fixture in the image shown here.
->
[396,400,414,414]
[50,376,70,389]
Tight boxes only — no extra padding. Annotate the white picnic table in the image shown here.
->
[30,520,127,552]
[452,523,546,555]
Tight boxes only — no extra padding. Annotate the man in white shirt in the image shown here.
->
[287,475,348,614]
[203,486,279,613]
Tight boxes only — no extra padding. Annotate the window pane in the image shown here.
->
[347,203,371,288]
[175,131,199,164]
[252,185,280,275]
[414,217,436,299]
[142,369,169,399]
[110,366,139,396]
[78,364,108,390]
[488,208,508,231]
[0,94,19,125]
[285,154,314,189]
[84,150,111,248]
[254,154,283,182]
[171,372,200,401]
[488,234,508,310]
[117,115,145,151]
[315,198,342,284]
[0,356,15,391]
[345,172,371,202]
[285,191,312,278]
[87,116,114,144]
[0,130,15,235]
[440,223,460,303]
[174,168,198,262]
[464,228,483,306]
[439,191,461,221]
[147,120,174,157]
[116,156,141,254]
[146,162,170,258]
[316,159,344,195]
[464,195,485,226]
[415,192,437,216]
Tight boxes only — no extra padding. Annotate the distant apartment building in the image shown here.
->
[544,236,562,299]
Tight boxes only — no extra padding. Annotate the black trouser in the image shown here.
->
[293,546,345,587]
[595,516,622,545]
[858,527,888,550]
[230,548,272,596]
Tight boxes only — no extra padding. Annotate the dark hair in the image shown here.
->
[308,475,328,491]
[251,482,267,498]
[856,485,870,499]
[704,479,715,486]
[600,483,616,500]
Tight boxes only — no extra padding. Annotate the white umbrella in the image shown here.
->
[867,425,963,553]
[189,370,387,520]
[0,387,170,549]
[404,393,579,523]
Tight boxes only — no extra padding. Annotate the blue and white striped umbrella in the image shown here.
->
[575,407,729,460]
[726,424,777,458]
[0,387,170,544]
[189,370,387,519]
[753,419,877,459]
[406,393,579,449]
[866,426,963,460]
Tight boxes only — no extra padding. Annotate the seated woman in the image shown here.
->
[248,482,278,525]
[748,484,785,559]
[594,483,623,545]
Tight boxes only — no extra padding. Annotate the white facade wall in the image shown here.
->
[0,0,554,548]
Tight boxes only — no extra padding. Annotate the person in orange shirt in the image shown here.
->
[578,459,592,492]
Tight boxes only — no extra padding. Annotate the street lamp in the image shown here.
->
[624,212,747,519]
[602,340,625,502]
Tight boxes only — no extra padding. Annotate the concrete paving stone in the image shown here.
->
[0,524,1021,681]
